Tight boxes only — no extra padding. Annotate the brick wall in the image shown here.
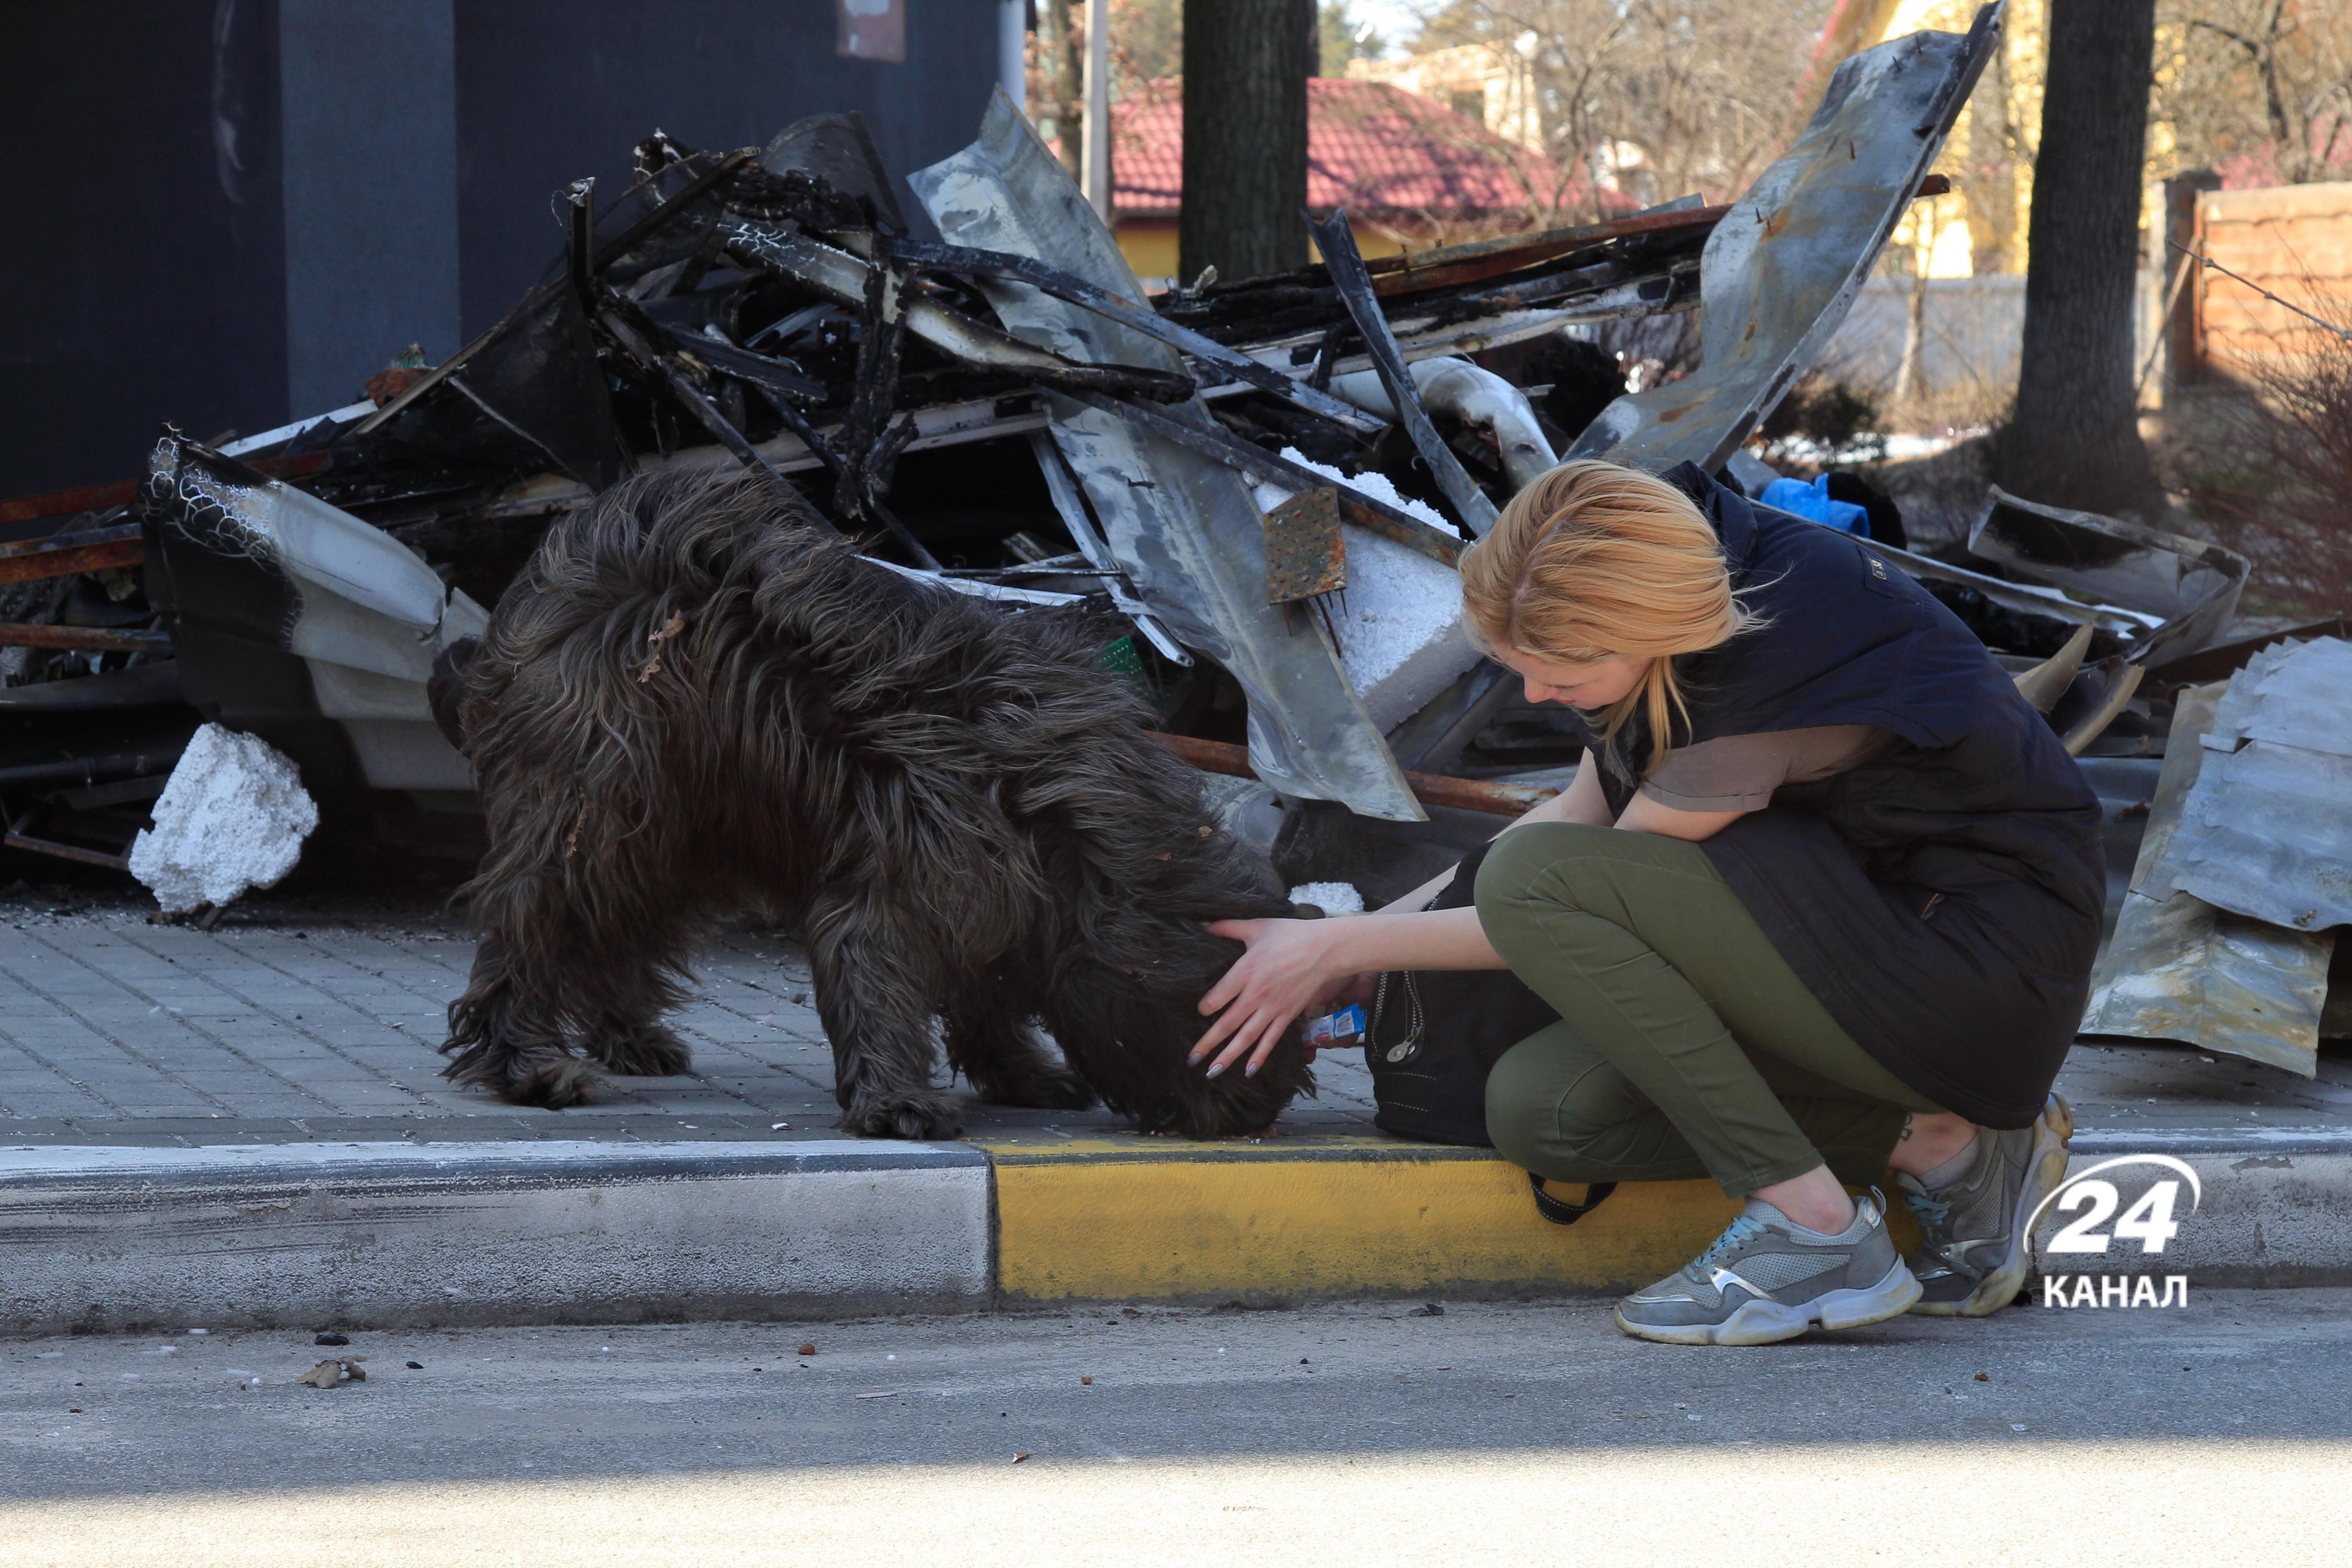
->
[2191,181,2352,377]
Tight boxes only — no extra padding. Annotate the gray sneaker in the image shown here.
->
[1614,1190,1921,1346]
[1898,1094,2075,1317]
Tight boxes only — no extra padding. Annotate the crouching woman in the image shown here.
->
[1192,460,2105,1346]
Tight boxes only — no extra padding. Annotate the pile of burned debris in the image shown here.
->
[0,5,2337,1064]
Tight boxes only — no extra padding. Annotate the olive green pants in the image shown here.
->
[1473,822,1942,1198]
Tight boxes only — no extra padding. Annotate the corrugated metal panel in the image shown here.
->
[2081,680,2334,1077]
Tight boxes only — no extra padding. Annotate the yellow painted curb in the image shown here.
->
[980,1135,1926,1303]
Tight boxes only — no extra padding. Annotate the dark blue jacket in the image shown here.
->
[1575,466,2106,1127]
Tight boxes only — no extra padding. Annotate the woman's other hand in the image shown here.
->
[1191,918,1347,1080]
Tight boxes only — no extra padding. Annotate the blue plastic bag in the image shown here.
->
[1760,474,1869,535]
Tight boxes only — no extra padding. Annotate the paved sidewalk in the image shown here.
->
[0,884,1381,1148]
[4,880,2349,1330]
[0,882,2344,1147]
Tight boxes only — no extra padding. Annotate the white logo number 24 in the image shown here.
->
[2047,1178,2182,1254]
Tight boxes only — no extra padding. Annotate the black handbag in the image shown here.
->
[1362,840,1617,1225]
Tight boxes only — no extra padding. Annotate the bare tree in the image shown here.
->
[1033,0,1088,179]
[1416,0,1833,220]
[2004,0,2172,519]
[1102,0,1384,88]
[2197,292,2352,612]
[2154,0,2352,184]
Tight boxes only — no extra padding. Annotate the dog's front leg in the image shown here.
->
[804,899,962,1139]
[943,993,1097,1112]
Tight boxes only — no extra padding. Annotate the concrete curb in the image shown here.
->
[3,1127,2346,1331]
[0,1141,991,1333]
[2059,1132,2352,1289]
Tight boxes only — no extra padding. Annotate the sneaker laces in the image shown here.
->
[1692,1213,1767,1271]
[1900,1182,1979,1275]
[1901,1185,1953,1233]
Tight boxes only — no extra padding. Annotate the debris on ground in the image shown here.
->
[0,4,2330,1071]
[2167,638,2352,933]
[125,723,317,915]
[2084,640,2352,1077]
[294,1357,366,1388]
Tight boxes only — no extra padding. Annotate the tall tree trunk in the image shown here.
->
[2002,0,2168,519]
[1180,0,1313,285]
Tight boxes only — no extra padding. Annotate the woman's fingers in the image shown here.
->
[1196,920,1269,1017]
[1190,1002,1242,1062]
[1192,916,1336,1074]
[1244,1026,1284,1078]
[1203,1011,1273,1077]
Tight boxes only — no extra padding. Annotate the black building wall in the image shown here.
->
[3,0,289,498]
[0,0,999,500]
[455,0,997,340]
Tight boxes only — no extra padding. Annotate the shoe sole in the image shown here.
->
[1911,1094,2075,1318]
[1614,1257,1923,1347]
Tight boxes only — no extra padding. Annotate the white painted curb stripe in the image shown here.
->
[0,1142,991,1333]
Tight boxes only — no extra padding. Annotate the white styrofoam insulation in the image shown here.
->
[1288,881,1366,914]
[1254,449,1481,733]
[128,723,320,914]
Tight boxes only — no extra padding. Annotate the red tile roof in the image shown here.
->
[1107,78,1594,223]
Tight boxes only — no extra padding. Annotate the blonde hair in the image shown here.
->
[1459,459,1755,759]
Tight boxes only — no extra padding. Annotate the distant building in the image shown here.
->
[1345,43,1543,157]
[1106,78,1601,287]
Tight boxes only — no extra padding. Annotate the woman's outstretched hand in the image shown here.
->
[1192,918,1368,1080]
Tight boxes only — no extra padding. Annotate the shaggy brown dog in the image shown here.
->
[430,468,1311,1138]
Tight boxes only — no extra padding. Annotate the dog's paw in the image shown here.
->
[589,1022,693,1077]
[840,1092,965,1140]
[444,1050,607,1109]
[970,1063,1097,1112]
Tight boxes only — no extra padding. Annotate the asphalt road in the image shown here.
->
[5,1289,2350,1565]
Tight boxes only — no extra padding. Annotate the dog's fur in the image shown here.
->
[431,468,1310,1139]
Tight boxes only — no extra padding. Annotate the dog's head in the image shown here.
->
[1036,798,1318,1139]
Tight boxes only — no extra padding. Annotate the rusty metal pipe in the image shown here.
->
[0,624,170,652]
[0,534,144,586]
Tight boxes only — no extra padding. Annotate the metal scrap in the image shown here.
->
[142,431,487,794]
[0,5,2273,921]
[909,91,1425,822]
[1567,6,2003,474]
[2082,681,2335,1076]
[1967,487,2248,669]
[1262,489,1347,608]
[1325,358,1557,495]
[1309,210,1500,537]
[2166,638,2352,932]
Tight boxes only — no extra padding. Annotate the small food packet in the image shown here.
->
[1301,1003,1366,1048]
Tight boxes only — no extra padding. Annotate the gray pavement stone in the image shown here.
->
[0,882,2344,1149]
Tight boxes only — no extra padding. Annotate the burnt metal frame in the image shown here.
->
[1308,211,1500,538]
[1058,388,1464,569]
[891,239,1386,436]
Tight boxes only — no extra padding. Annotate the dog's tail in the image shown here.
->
[428,635,481,755]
